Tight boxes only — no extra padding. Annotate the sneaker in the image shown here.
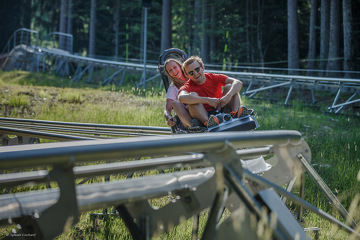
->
[206,115,220,128]
[188,118,207,133]
[230,106,249,118]
[229,110,238,118]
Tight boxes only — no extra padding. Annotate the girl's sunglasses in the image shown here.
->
[187,67,201,76]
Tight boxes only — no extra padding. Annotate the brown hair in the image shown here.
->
[164,58,186,89]
[182,56,204,74]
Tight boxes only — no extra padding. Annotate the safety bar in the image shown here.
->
[0,130,301,169]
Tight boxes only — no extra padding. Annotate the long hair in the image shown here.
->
[164,58,187,89]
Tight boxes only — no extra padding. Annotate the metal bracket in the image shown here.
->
[0,134,40,146]
[202,164,229,240]
[176,188,201,215]
[205,140,243,177]
[19,164,79,239]
[122,174,217,239]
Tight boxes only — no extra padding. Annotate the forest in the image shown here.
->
[0,0,359,77]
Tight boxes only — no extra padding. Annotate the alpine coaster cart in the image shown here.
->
[158,48,259,134]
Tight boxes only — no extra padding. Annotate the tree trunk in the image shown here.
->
[287,0,299,75]
[89,0,96,57]
[113,0,120,57]
[343,0,354,78]
[257,0,264,70]
[326,0,341,77]
[192,0,201,55]
[160,0,172,53]
[22,0,32,29]
[59,0,67,50]
[187,0,193,55]
[307,0,317,75]
[319,0,330,76]
[67,0,73,35]
[249,0,255,64]
[209,0,216,62]
[66,0,73,52]
[201,0,209,63]
[246,0,251,64]
[140,9,144,60]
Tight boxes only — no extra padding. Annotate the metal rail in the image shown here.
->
[215,70,360,112]
[0,117,171,134]
[0,154,206,188]
[0,147,271,188]
[0,117,172,145]
[0,28,38,67]
[0,131,358,239]
[31,45,160,86]
[0,130,301,169]
[0,126,97,142]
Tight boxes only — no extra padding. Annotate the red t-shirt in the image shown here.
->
[179,73,228,111]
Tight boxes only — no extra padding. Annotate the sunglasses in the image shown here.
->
[187,67,201,76]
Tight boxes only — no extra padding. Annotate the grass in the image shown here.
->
[7,94,31,107]
[0,70,360,239]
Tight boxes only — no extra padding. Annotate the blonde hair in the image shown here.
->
[182,56,204,74]
[164,58,186,89]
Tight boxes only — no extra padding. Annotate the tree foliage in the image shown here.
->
[0,0,359,74]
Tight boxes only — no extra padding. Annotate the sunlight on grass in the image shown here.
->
[58,90,84,104]
[8,94,30,107]
[38,89,51,99]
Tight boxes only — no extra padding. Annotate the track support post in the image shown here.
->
[18,164,79,239]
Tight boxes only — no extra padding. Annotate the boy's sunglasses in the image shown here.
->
[187,67,201,76]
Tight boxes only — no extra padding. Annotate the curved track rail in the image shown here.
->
[0,117,171,145]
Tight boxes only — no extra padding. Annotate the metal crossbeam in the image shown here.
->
[297,153,357,228]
